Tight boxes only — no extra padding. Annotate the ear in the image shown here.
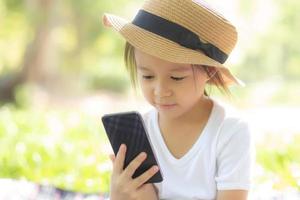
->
[102,13,112,27]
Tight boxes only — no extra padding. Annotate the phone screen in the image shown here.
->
[101,111,163,183]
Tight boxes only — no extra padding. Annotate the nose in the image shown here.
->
[154,79,172,98]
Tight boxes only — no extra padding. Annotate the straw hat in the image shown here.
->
[102,0,244,86]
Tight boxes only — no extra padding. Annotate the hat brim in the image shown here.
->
[103,13,244,86]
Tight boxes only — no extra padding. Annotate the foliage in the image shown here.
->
[1,0,300,196]
[0,83,300,194]
[1,101,300,193]
[0,0,140,93]
[1,0,300,93]
[235,0,300,83]
[256,133,300,191]
[0,104,112,194]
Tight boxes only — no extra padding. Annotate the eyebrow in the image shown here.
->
[137,66,192,72]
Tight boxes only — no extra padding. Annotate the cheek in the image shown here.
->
[139,80,153,99]
[194,72,208,90]
[181,77,206,98]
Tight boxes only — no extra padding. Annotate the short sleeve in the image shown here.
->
[215,120,254,190]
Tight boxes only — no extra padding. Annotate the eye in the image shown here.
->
[171,76,186,81]
[142,75,154,80]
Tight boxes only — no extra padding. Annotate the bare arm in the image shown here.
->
[216,190,248,200]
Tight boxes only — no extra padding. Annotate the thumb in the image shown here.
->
[109,154,116,163]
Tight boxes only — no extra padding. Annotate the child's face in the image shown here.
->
[135,49,209,120]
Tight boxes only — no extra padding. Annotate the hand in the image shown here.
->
[109,144,159,200]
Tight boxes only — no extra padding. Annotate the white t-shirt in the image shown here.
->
[142,98,254,200]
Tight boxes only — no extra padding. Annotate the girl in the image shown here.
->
[102,0,253,199]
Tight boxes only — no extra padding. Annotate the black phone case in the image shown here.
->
[101,111,163,183]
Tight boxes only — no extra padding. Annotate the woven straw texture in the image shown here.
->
[103,0,243,86]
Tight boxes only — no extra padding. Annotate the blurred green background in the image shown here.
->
[0,0,299,197]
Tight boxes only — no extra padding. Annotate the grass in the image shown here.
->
[1,81,300,195]
[0,104,111,194]
[256,133,300,191]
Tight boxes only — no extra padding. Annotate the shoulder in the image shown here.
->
[213,100,254,191]
[213,98,250,133]
[212,98,252,149]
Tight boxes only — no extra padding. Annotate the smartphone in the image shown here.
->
[101,111,163,183]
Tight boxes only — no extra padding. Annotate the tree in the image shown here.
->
[235,0,300,82]
[0,0,58,102]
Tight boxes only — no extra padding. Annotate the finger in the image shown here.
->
[123,152,147,178]
[109,154,116,163]
[113,144,126,173]
[133,165,159,188]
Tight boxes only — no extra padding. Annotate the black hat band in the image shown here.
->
[132,10,228,64]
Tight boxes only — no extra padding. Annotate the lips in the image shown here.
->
[159,104,176,106]
[155,103,177,109]
[155,102,176,106]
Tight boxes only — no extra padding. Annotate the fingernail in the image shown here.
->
[120,144,125,151]
[153,166,159,172]
[141,152,147,158]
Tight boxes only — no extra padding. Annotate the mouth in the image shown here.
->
[155,103,177,109]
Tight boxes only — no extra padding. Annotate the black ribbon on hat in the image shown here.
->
[132,10,228,64]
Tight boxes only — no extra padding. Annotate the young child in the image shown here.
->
[102,0,253,199]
